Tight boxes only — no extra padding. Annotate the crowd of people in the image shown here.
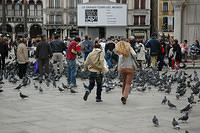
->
[0,33,200,104]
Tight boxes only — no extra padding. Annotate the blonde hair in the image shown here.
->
[116,41,131,57]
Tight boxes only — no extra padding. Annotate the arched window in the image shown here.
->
[7,0,14,16]
[36,0,42,16]
[15,2,22,16]
[29,0,35,16]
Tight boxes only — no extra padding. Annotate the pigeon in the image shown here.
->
[176,94,180,100]
[53,80,57,88]
[185,130,189,133]
[34,83,38,89]
[83,83,89,90]
[70,88,78,93]
[19,92,28,99]
[152,115,159,127]
[198,93,200,102]
[168,100,176,109]
[180,104,192,113]
[58,86,64,92]
[39,87,43,93]
[62,83,68,89]
[188,94,196,104]
[161,96,167,104]
[172,118,180,129]
[46,80,50,87]
[0,89,3,93]
[178,112,189,122]
[14,84,22,90]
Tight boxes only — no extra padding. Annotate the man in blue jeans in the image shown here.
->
[66,37,81,87]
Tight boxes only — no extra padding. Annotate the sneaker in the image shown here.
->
[121,97,126,105]
[96,99,103,102]
[83,91,90,101]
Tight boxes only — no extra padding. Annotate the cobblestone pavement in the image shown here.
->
[0,69,200,133]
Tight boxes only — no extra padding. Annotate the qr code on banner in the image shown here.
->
[85,9,98,22]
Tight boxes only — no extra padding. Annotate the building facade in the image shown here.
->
[0,0,43,39]
[158,0,174,36]
[127,0,151,40]
[0,0,151,40]
[171,0,200,44]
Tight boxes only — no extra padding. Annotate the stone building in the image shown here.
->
[79,0,151,40]
[43,0,80,39]
[158,0,174,36]
[0,0,43,39]
[171,0,200,44]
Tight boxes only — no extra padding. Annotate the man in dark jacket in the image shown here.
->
[82,35,93,61]
[0,37,8,70]
[35,35,52,82]
[50,34,66,74]
[145,33,161,68]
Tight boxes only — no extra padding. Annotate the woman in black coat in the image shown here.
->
[172,39,182,70]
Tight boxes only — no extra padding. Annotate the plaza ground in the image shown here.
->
[0,69,200,133]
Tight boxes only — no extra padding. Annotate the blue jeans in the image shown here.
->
[67,60,76,86]
[84,53,89,61]
[105,52,112,68]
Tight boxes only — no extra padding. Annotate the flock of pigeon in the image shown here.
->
[0,60,200,133]
[129,68,200,133]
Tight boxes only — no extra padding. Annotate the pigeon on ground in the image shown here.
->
[152,115,159,127]
[70,88,78,93]
[180,104,192,113]
[34,83,38,89]
[58,86,64,92]
[178,112,189,122]
[53,80,57,88]
[168,100,176,109]
[198,93,200,102]
[19,92,28,99]
[161,96,167,104]
[83,83,89,90]
[14,84,22,90]
[185,130,189,133]
[176,94,180,100]
[188,94,196,104]
[39,87,43,93]
[62,83,68,89]
[0,89,3,92]
[172,118,180,130]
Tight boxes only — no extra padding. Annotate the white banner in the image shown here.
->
[77,4,127,26]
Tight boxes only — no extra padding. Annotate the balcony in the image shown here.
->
[162,10,169,15]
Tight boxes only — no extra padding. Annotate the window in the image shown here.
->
[163,2,168,13]
[77,0,82,4]
[116,0,120,3]
[37,4,42,16]
[30,4,35,16]
[7,4,14,16]
[49,0,54,8]
[55,0,60,8]
[49,15,54,24]
[134,0,139,9]
[0,5,2,16]
[15,4,21,16]
[69,16,75,24]
[140,16,146,25]
[162,17,168,31]
[55,15,62,24]
[69,0,74,8]
[122,0,126,4]
[141,0,145,9]
[134,16,139,25]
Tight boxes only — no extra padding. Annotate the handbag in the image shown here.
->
[34,61,39,74]
[130,53,140,71]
